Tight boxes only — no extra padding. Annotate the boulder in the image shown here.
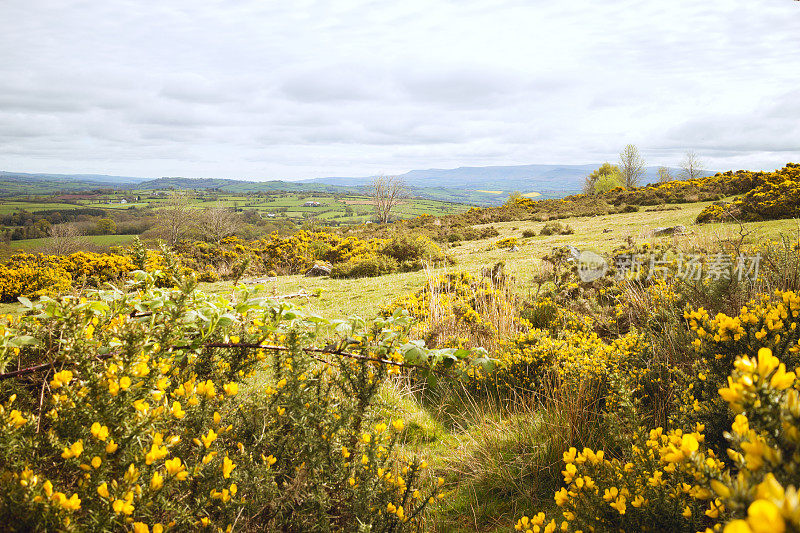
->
[305,264,332,277]
[652,225,687,237]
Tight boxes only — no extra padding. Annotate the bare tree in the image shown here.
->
[679,150,705,180]
[657,166,674,183]
[158,191,192,247]
[371,176,406,223]
[618,144,646,188]
[40,223,88,256]
[200,202,238,243]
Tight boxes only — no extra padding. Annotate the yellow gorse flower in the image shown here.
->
[61,440,84,459]
[50,370,73,389]
[200,428,217,449]
[90,422,109,441]
[164,457,188,481]
[222,456,236,479]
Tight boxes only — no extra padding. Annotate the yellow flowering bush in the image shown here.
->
[515,331,800,533]
[173,232,444,279]
[712,347,800,532]
[495,237,519,249]
[0,262,72,302]
[678,290,800,452]
[383,269,517,357]
[0,252,137,302]
[0,270,452,531]
[515,425,724,533]
[697,163,800,223]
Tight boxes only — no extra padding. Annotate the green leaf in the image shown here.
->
[9,335,37,348]
[401,341,428,365]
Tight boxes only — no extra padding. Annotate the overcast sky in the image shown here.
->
[1,0,799,180]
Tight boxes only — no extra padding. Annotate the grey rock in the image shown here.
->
[305,264,332,277]
[653,225,687,236]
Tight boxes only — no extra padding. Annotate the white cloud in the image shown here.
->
[0,0,798,179]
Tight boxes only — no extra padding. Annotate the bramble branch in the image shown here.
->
[0,341,416,381]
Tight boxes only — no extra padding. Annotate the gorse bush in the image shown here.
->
[696,163,800,223]
[174,232,445,279]
[514,286,800,533]
[495,237,519,249]
[331,254,399,279]
[516,345,800,533]
[0,269,466,532]
[383,269,519,360]
[0,232,448,302]
[0,252,135,302]
[0,262,72,303]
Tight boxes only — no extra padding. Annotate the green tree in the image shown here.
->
[96,218,116,235]
[583,163,622,195]
[594,172,624,193]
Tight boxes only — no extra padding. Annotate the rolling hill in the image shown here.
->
[0,164,694,205]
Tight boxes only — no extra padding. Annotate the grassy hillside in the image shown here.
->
[210,200,794,320]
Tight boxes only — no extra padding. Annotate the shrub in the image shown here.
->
[0,252,136,302]
[0,272,452,531]
[382,235,443,263]
[331,254,399,279]
[516,345,800,533]
[522,229,536,238]
[696,163,800,223]
[0,263,72,303]
[495,237,518,249]
[539,222,574,236]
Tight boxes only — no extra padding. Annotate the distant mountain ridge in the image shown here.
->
[0,171,148,185]
[306,163,681,191]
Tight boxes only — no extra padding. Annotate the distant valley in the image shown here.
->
[0,163,684,205]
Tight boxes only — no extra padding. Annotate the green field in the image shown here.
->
[0,191,470,224]
[0,201,89,215]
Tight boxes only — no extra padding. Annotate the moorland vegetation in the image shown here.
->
[1,163,800,532]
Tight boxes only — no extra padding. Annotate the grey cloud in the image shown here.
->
[279,68,385,103]
[398,67,526,107]
[0,0,798,178]
[158,74,236,104]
